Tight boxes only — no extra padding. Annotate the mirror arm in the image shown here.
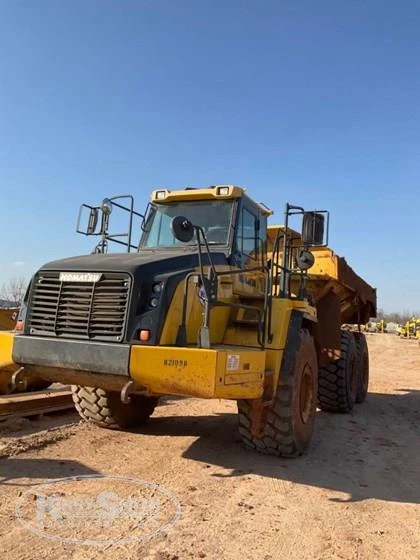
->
[286,203,305,214]
[194,226,217,281]
[193,226,218,348]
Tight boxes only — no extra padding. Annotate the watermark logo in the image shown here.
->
[16,475,181,546]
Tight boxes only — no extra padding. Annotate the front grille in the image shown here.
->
[27,271,131,342]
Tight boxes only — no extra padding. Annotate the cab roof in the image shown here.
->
[151,185,273,216]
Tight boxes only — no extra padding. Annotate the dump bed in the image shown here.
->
[268,226,377,324]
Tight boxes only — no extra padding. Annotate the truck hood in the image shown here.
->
[40,250,228,276]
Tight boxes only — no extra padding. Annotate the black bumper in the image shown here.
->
[12,336,130,376]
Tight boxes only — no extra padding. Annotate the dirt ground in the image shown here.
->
[0,334,419,560]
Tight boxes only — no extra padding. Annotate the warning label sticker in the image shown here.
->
[227,354,240,371]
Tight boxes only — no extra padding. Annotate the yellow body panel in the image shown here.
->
[134,297,315,401]
[129,345,265,399]
[160,264,268,347]
[309,248,339,278]
[0,331,16,372]
[159,272,234,346]
[0,331,18,393]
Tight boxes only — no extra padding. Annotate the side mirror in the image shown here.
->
[302,212,325,246]
[87,208,99,234]
[171,216,194,243]
[296,249,315,271]
[76,204,101,235]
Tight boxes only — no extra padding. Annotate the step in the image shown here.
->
[233,318,260,326]
[238,294,265,301]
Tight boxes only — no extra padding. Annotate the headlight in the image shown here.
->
[217,186,230,196]
[15,303,27,332]
[149,297,159,308]
[152,282,163,294]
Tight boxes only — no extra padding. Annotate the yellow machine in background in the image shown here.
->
[398,318,420,339]
[0,308,18,331]
[408,319,415,338]
[0,307,52,394]
[0,186,376,456]
[376,319,386,333]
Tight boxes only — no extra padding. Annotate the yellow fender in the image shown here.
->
[0,331,15,370]
[0,331,18,393]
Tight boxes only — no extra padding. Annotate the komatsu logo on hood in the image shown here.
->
[59,272,102,283]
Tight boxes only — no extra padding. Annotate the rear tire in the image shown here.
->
[354,332,369,403]
[237,329,318,457]
[318,330,358,413]
[71,386,158,429]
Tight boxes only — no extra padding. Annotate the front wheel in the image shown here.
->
[238,329,318,457]
[71,386,158,429]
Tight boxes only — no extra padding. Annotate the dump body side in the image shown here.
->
[267,225,376,365]
[267,225,377,324]
[307,246,377,324]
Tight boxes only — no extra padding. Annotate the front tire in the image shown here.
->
[71,386,158,429]
[238,329,318,457]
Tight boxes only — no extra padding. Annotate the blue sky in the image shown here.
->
[1,0,420,312]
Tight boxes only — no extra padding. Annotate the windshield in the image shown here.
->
[139,200,234,249]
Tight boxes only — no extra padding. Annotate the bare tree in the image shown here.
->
[0,277,28,306]
[377,309,420,324]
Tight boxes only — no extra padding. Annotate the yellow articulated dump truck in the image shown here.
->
[0,186,376,456]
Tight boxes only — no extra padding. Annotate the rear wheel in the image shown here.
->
[71,386,158,429]
[318,330,358,413]
[238,329,318,457]
[354,332,369,403]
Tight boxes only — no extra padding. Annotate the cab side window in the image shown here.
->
[238,208,259,260]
